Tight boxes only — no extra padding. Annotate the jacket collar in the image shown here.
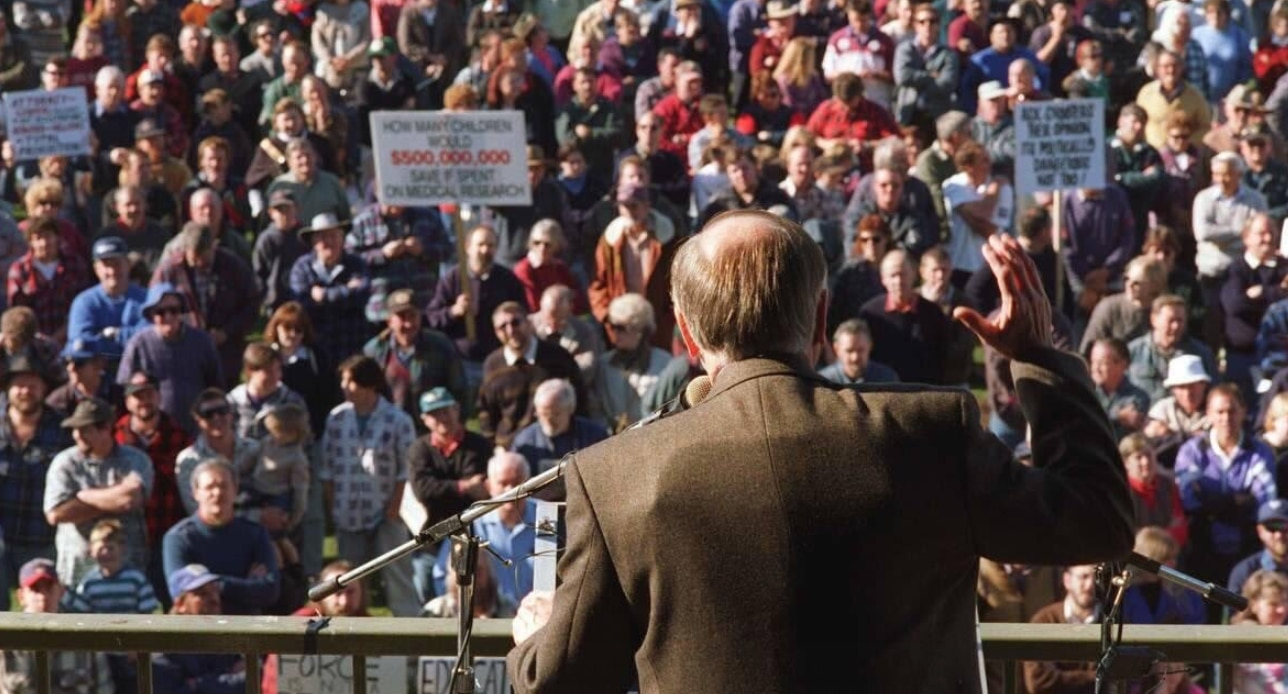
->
[704,354,822,403]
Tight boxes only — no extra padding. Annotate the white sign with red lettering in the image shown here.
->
[371,110,532,207]
[5,87,91,161]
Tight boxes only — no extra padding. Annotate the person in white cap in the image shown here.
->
[1145,354,1212,442]
[971,79,1015,175]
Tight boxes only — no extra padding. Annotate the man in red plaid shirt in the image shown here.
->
[805,72,900,166]
[113,371,192,608]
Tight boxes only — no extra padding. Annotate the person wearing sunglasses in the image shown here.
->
[117,282,223,436]
[892,1,958,128]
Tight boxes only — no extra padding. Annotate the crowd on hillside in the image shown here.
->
[1,0,1288,687]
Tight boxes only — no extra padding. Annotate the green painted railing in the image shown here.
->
[0,615,1282,693]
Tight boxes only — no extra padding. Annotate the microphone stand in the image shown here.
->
[307,455,571,693]
[1094,552,1249,694]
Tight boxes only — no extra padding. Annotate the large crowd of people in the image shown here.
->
[0,0,1282,686]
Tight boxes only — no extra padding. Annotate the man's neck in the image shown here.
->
[8,407,39,431]
[353,396,378,416]
[131,414,159,437]
[469,261,491,276]
[248,381,277,399]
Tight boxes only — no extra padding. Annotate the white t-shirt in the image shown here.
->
[942,172,1014,274]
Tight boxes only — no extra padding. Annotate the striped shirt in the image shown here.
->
[65,566,158,615]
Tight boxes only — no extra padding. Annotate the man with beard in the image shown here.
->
[363,290,466,431]
[1023,565,1102,691]
[0,356,71,608]
[117,284,223,434]
[113,371,191,608]
[43,397,153,587]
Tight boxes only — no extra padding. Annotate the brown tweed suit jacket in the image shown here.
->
[508,346,1135,693]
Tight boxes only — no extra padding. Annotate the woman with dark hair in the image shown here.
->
[827,213,889,334]
[486,64,557,156]
[735,72,805,149]
[265,302,336,434]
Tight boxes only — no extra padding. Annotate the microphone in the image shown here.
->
[628,374,712,430]
[1124,551,1248,612]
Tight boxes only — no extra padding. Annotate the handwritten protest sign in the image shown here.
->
[277,654,406,694]
[5,88,91,161]
[417,656,508,694]
[1014,99,1105,197]
[371,111,532,207]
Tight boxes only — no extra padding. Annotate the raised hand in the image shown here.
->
[953,234,1053,360]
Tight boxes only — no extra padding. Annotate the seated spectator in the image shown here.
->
[821,0,893,109]
[859,249,949,384]
[530,284,603,379]
[1230,570,1288,691]
[778,144,845,227]
[163,461,280,614]
[246,99,336,195]
[1121,433,1189,548]
[426,224,527,364]
[805,72,899,164]
[1079,256,1167,355]
[818,318,899,385]
[1089,338,1151,440]
[918,248,976,386]
[117,283,223,434]
[129,70,187,161]
[99,186,171,272]
[972,18,1049,93]
[1128,294,1218,403]
[362,290,466,431]
[0,558,113,693]
[555,66,624,180]
[513,220,586,316]
[288,213,373,368]
[1228,499,1288,595]
[64,519,158,615]
[1194,153,1269,328]
[697,150,796,227]
[424,546,514,618]
[1061,184,1137,316]
[738,71,806,149]
[1176,384,1278,587]
[103,150,180,237]
[511,378,608,487]
[1221,213,1288,396]
[1142,225,1205,337]
[1138,49,1211,151]
[829,214,889,334]
[843,162,939,258]
[260,560,369,693]
[1241,129,1288,231]
[1022,565,1100,691]
[264,304,336,437]
[618,114,691,214]
[132,118,191,200]
[592,293,672,430]
[650,60,704,161]
[687,94,752,174]
[21,179,87,261]
[1122,526,1203,624]
[478,302,584,448]
[257,41,310,128]
[1156,114,1211,251]
[556,144,611,260]
[970,81,1016,175]
[1145,355,1212,451]
[152,564,246,690]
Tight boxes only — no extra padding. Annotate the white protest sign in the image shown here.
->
[277,654,406,694]
[417,656,508,694]
[1014,99,1105,197]
[4,87,91,161]
[371,111,532,207]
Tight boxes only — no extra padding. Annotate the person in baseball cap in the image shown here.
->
[167,563,222,606]
[1228,499,1288,593]
[16,558,63,613]
[419,386,457,414]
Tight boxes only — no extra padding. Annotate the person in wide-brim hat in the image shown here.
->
[299,213,350,242]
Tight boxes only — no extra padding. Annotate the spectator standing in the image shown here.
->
[288,213,373,368]
[1128,295,1218,402]
[321,356,419,616]
[362,290,467,431]
[43,397,153,587]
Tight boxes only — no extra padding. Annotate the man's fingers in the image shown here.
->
[953,306,999,344]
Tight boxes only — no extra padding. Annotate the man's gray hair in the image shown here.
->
[608,293,656,334]
[871,137,907,172]
[1212,150,1245,174]
[191,458,235,490]
[935,111,970,142]
[487,451,531,484]
[177,222,215,255]
[534,378,577,412]
[95,65,124,88]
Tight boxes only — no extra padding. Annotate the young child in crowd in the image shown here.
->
[249,402,311,532]
[65,519,159,615]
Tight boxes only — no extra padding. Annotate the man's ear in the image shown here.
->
[675,307,701,359]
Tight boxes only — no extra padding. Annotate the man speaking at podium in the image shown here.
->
[507,211,1134,692]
